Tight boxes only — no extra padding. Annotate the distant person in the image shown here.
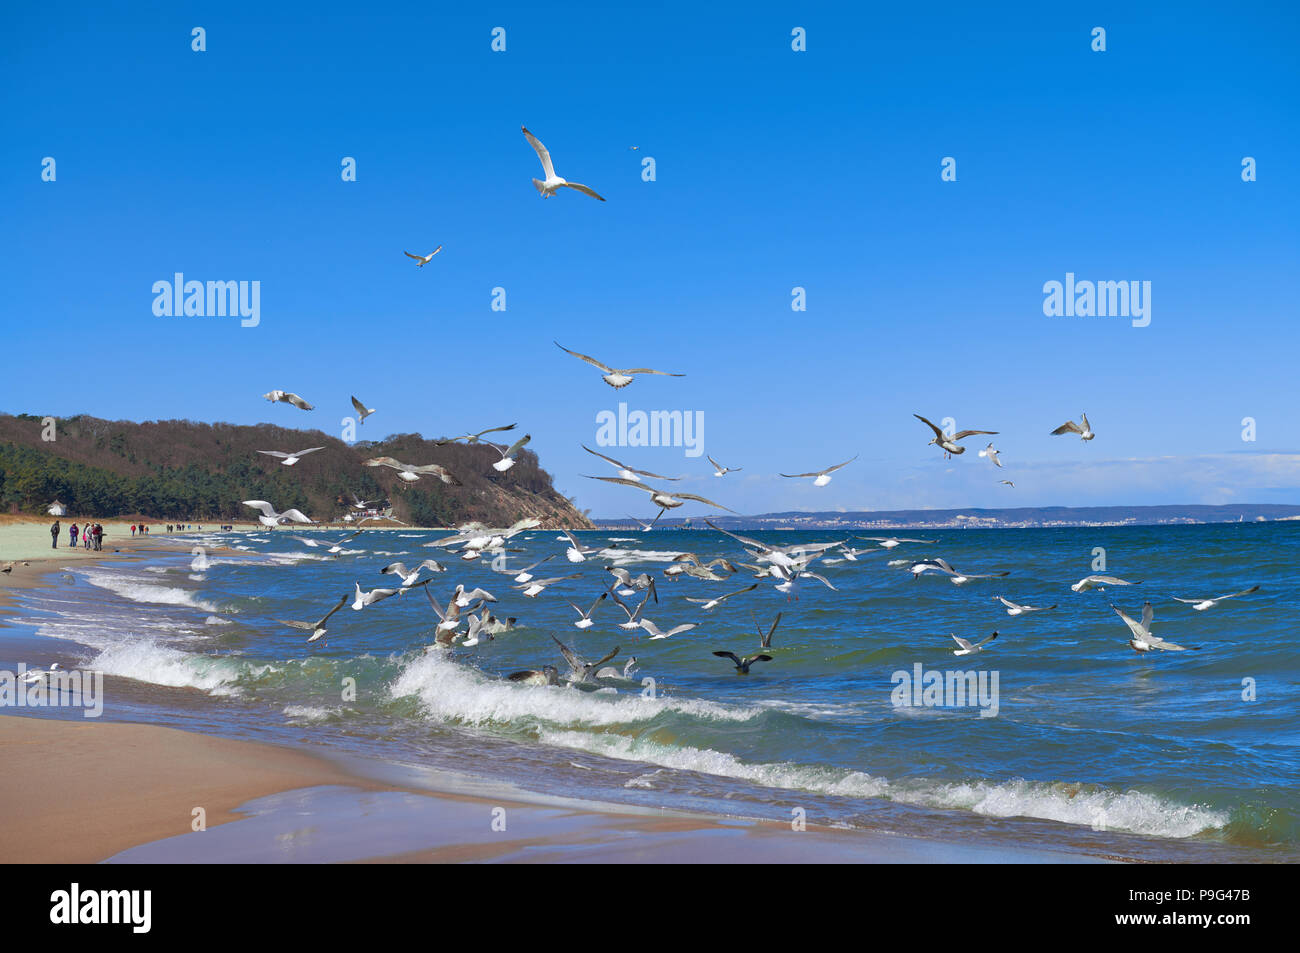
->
[94,523,104,551]
[50,520,60,549]
[131,524,137,537]
[70,523,79,547]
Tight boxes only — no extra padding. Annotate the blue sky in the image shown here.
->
[2,1,1297,517]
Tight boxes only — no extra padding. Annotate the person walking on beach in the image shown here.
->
[70,523,79,547]
[131,524,136,537]
[50,520,60,549]
[94,523,104,551]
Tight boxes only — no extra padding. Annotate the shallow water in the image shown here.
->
[3,521,1297,862]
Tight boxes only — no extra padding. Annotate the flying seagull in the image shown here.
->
[351,581,405,611]
[1071,574,1141,592]
[610,590,654,630]
[557,343,683,389]
[685,583,759,611]
[242,500,313,528]
[493,553,555,584]
[364,457,461,485]
[514,573,582,598]
[856,536,937,549]
[1173,585,1261,612]
[436,423,518,446]
[999,480,1015,488]
[350,396,376,424]
[752,610,782,649]
[551,635,619,684]
[277,594,348,643]
[712,651,773,674]
[1112,602,1193,653]
[404,246,443,267]
[582,445,679,482]
[709,456,742,477]
[978,443,1003,468]
[522,126,606,201]
[256,447,324,467]
[490,433,531,472]
[913,414,997,458]
[565,592,608,629]
[994,596,1057,616]
[950,632,998,657]
[1051,413,1094,441]
[584,475,734,519]
[562,529,607,563]
[263,390,313,411]
[380,559,446,587]
[640,619,697,641]
[19,663,62,685]
[780,455,857,487]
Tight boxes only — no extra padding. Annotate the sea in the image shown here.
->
[2,521,1297,862]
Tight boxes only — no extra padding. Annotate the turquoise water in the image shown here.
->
[3,521,1297,861]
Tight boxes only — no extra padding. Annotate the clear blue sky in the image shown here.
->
[3,1,1297,517]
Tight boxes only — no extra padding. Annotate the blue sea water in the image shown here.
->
[3,521,1297,861]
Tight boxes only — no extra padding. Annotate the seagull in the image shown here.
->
[436,423,518,446]
[350,396,376,423]
[19,662,62,685]
[459,614,490,647]
[977,443,1003,468]
[263,390,314,411]
[491,434,531,472]
[1051,413,1094,441]
[522,126,605,201]
[627,513,661,532]
[380,559,446,587]
[581,445,680,482]
[551,635,619,684]
[364,457,461,485]
[1071,574,1141,592]
[605,567,658,601]
[561,529,612,564]
[950,632,998,657]
[752,610,782,649]
[709,456,742,478]
[256,447,325,467]
[557,343,683,389]
[597,656,639,680]
[404,247,442,267]
[242,500,313,528]
[999,480,1015,488]
[584,475,734,519]
[712,651,773,674]
[1112,602,1193,653]
[515,573,582,598]
[639,619,697,641]
[351,581,404,611]
[779,455,857,487]
[349,494,384,510]
[452,584,496,608]
[610,590,654,631]
[994,596,1057,616]
[857,536,938,550]
[508,665,560,686]
[565,592,608,629]
[277,594,348,643]
[494,554,555,583]
[685,583,759,611]
[423,587,471,633]
[914,414,998,458]
[1173,585,1261,612]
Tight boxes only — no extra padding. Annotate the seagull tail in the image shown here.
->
[532,177,547,196]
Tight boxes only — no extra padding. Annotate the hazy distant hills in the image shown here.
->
[0,413,592,528]
[595,503,1300,531]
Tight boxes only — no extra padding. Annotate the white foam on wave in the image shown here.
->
[389,651,761,730]
[537,730,1228,840]
[605,549,684,565]
[90,641,246,695]
[283,704,333,722]
[80,569,219,613]
[204,615,231,626]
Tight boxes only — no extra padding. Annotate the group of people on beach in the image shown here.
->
[51,521,104,550]
[130,524,150,537]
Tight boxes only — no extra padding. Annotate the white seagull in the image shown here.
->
[351,581,404,611]
[522,126,606,201]
[491,434,531,472]
[242,500,314,528]
[857,536,938,550]
[753,611,782,649]
[685,583,759,611]
[404,246,442,267]
[978,443,1003,467]
[914,414,998,458]
[277,594,348,643]
[1051,413,1094,441]
[350,396,376,424]
[380,559,446,587]
[364,457,461,485]
[951,632,998,657]
[584,475,734,519]
[436,423,518,446]
[709,456,742,478]
[994,596,1057,616]
[780,455,858,487]
[582,445,679,482]
[1173,585,1260,612]
[514,574,581,598]
[557,343,683,389]
[1071,574,1141,592]
[263,390,313,411]
[551,635,619,685]
[640,619,698,641]
[256,447,325,467]
[1112,602,1193,653]
[565,592,608,629]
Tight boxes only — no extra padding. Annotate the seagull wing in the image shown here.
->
[582,474,657,494]
[241,500,276,517]
[974,633,998,649]
[1052,420,1083,435]
[293,447,325,457]
[1140,601,1154,631]
[951,635,974,651]
[550,634,583,673]
[1111,604,1147,639]
[952,430,997,440]
[822,455,859,474]
[913,414,944,439]
[556,342,613,374]
[712,651,742,667]
[672,492,737,513]
[256,451,289,459]
[590,645,620,670]
[364,456,404,470]
[521,126,555,178]
[473,423,517,439]
[620,367,684,377]
[285,393,314,410]
[403,251,422,261]
[317,595,349,626]
[559,181,606,201]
